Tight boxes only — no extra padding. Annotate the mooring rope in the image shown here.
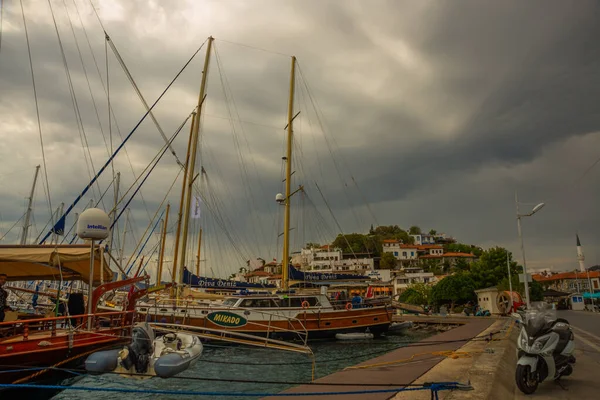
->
[0,381,466,397]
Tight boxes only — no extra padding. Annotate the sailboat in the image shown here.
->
[135,39,393,340]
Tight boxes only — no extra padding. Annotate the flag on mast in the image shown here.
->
[192,197,201,219]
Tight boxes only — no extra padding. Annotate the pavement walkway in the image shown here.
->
[266,318,495,400]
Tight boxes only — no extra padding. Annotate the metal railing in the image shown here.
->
[0,310,136,341]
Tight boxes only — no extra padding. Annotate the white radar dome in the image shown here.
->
[77,208,110,240]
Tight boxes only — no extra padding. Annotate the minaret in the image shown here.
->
[577,234,586,273]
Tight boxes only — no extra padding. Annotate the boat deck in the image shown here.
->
[265,317,496,399]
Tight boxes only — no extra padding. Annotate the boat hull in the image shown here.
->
[137,305,393,341]
[0,333,126,400]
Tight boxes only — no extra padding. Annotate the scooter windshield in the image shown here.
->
[523,302,557,337]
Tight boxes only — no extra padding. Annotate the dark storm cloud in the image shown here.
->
[1,0,599,274]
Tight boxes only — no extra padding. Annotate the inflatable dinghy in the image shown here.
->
[335,332,374,340]
[85,322,202,379]
[385,321,413,335]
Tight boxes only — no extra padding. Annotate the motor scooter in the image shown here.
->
[512,304,576,394]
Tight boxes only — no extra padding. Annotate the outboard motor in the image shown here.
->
[119,323,154,373]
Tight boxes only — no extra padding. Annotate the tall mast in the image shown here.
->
[107,171,120,265]
[196,228,203,276]
[20,165,41,245]
[156,219,164,284]
[172,112,196,283]
[157,203,170,284]
[282,56,296,290]
[179,36,213,284]
[119,208,128,279]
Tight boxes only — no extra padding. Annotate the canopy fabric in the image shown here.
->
[583,292,600,299]
[543,289,571,298]
[0,245,112,284]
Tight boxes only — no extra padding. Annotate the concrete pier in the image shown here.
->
[267,317,495,399]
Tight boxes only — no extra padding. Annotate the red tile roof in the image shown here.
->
[267,274,282,280]
[244,271,272,278]
[416,244,443,250]
[443,252,476,258]
[399,244,419,249]
[533,271,600,282]
[383,239,399,243]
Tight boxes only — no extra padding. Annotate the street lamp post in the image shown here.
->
[516,191,545,309]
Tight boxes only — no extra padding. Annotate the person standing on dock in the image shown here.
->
[0,274,9,322]
[351,292,363,309]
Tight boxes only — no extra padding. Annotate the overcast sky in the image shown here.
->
[1,0,600,280]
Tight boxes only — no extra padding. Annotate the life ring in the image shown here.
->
[345,302,353,311]
[187,295,194,301]
[301,301,310,309]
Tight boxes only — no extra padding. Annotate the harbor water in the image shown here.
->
[52,330,432,399]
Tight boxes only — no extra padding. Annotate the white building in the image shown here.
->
[392,266,436,295]
[411,233,455,245]
[300,246,342,270]
[410,234,436,245]
[366,269,392,282]
[382,240,418,261]
[299,246,375,273]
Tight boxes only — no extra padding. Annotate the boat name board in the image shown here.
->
[207,311,247,327]
[197,279,239,288]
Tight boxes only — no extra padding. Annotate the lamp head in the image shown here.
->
[531,202,545,214]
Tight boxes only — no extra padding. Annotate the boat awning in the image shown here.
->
[0,245,112,284]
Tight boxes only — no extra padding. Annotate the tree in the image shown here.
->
[430,273,476,309]
[469,247,520,289]
[380,252,397,269]
[409,225,422,235]
[498,275,544,302]
[429,229,437,235]
[332,233,378,255]
[399,283,432,305]
[453,258,470,272]
[444,243,483,257]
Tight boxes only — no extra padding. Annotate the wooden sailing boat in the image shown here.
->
[0,245,149,398]
[135,40,393,340]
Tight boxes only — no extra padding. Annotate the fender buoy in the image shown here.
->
[345,302,353,311]
[301,301,310,309]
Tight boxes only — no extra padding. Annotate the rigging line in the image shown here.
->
[72,0,152,222]
[297,64,368,230]
[39,39,207,244]
[200,176,249,262]
[351,176,380,226]
[138,240,161,277]
[314,181,357,259]
[106,29,114,197]
[62,0,110,156]
[0,214,26,242]
[303,193,337,244]
[105,34,184,167]
[213,44,265,253]
[120,127,188,271]
[215,38,291,57]
[126,209,165,275]
[60,174,116,244]
[111,109,195,227]
[0,0,3,54]
[47,0,105,207]
[19,0,54,228]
